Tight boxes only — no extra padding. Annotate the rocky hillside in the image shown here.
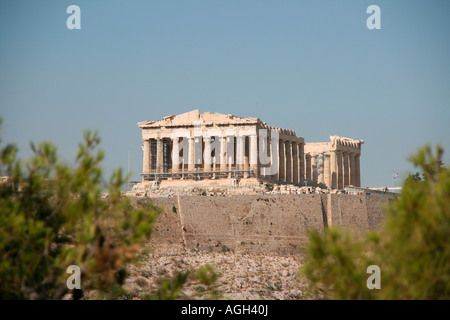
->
[123,249,307,300]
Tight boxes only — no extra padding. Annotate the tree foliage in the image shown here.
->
[144,271,190,300]
[195,264,222,299]
[0,119,161,299]
[300,144,450,299]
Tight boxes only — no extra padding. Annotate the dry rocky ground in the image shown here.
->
[123,248,308,300]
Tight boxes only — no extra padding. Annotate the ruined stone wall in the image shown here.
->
[138,194,389,256]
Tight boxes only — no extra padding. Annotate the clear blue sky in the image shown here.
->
[1,0,449,187]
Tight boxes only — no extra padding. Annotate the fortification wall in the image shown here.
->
[138,194,390,256]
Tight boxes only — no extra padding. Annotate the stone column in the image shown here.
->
[188,137,195,172]
[279,139,285,182]
[244,137,249,178]
[355,154,361,187]
[194,136,201,170]
[349,153,356,186]
[212,137,217,179]
[181,137,186,177]
[324,153,330,188]
[269,135,277,180]
[172,137,179,173]
[142,139,150,175]
[285,141,291,183]
[156,137,163,173]
[236,135,245,176]
[305,153,311,184]
[299,143,304,184]
[330,150,337,189]
[220,135,227,173]
[227,136,234,178]
[292,142,298,184]
[318,153,324,185]
[336,151,343,189]
[311,154,318,183]
[343,152,349,188]
[204,137,212,172]
[250,134,258,178]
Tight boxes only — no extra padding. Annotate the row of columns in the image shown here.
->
[143,135,259,179]
[305,151,361,188]
[275,140,305,185]
[143,136,361,189]
[142,138,165,174]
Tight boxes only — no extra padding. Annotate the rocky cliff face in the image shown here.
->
[138,193,388,256]
[114,193,390,300]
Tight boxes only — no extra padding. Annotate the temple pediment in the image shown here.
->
[138,109,260,128]
[330,135,364,149]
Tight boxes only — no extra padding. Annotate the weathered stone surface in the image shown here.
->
[126,251,305,300]
[137,193,389,256]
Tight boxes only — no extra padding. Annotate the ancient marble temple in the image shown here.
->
[137,110,363,189]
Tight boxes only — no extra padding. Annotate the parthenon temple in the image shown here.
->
[137,110,364,189]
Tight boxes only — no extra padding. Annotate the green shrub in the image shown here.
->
[0,120,161,299]
[144,271,190,300]
[300,144,450,299]
[195,264,222,299]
